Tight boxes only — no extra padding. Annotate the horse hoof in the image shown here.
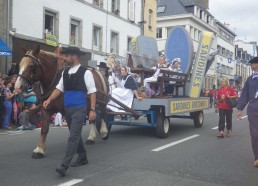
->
[85,140,95,145]
[102,134,109,140]
[31,152,44,159]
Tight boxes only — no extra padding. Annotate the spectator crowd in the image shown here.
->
[0,73,42,130]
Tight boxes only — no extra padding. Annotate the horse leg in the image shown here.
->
[32,109,49,159]
[85,122,97,145]
[100,119,109,140]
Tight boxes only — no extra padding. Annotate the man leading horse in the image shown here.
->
[43,46,96,176]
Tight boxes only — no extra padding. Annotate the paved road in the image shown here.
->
[0,109,257,186]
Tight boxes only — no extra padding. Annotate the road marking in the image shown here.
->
[57,179,83,186]
[151,134,200,152]
[212,126,218,130]
[9,131,25,135]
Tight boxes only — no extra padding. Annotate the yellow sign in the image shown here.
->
[130,37,138,53]
[45,34,57,47]
[189,31,213,98]
[170,99,209,113]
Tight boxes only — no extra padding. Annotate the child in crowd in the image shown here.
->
[17,106,36,130]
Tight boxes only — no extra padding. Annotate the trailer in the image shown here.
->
[106,97,209,138]
[103,26,216,138]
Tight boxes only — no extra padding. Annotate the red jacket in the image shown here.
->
[217,86,237,110]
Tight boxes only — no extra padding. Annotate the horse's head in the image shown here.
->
[15,45,41,91]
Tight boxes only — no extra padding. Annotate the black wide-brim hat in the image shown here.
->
[61,46,85,55]
[97,62,109,69]
[249,57,258,64]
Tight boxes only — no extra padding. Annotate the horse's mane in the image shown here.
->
[39,50,57,64]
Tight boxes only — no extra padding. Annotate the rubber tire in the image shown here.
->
[155,110,170,138]
[193,111,204,128]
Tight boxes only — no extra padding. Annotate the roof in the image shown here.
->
[157,0,214,18]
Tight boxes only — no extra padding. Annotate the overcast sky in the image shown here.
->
[209,0,258,43]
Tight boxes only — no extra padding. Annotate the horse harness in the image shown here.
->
[18,50,60,101]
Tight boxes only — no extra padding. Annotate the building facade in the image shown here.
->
[235,40,257,88]
[0,0,143,74]
[213,21,236,88]
[142,0,157,38]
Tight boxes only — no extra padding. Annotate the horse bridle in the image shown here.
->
[18,50,59,100]
[18,50,42,85]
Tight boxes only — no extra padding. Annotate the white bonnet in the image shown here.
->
[172,58,181,64]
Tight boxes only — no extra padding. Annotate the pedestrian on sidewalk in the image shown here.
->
[236,56,258,167]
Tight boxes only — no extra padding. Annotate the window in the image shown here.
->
[70,19,81,46]
[148,9,153,30]
[200,10,203,20]
[157,6,165,13]
[110,31,119,54]
[156,28,162,38]
[127,37,132,51]
[44,10,57,36]
[93,25,102,51]
[112,0,120,15]
[128,0,135,22]
[93,0,103,7]
[167,26,174,37]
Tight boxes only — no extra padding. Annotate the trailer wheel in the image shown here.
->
[193,111,204,128]
[155,110,170,138]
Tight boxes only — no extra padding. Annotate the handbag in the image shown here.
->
[227,97,237,108]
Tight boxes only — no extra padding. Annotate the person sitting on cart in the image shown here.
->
[165,58,183,95]
[143,54,169,94]
[107,66,143,113]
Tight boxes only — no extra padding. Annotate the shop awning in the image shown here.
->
[0,39,12,56]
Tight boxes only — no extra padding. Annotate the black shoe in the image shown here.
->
[55,165,68,176]
[70,157,88,167]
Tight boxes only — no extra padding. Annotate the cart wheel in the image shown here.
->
[193,111,204,128]
[155,111,170,138]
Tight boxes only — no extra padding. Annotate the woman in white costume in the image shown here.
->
[107,66,143,112]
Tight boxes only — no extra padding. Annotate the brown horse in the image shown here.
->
[15,45,109,158]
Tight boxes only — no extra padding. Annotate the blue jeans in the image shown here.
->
[3,101,12,128]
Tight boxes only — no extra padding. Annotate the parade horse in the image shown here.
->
[15,45,109,158]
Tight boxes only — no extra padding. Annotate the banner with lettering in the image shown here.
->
[189,31,213,98]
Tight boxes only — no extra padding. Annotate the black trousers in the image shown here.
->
[218,108,233,132]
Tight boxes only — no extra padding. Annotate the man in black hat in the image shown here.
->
[237,56,258,167]
[97,62,109,79]
[43,46,97,176]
